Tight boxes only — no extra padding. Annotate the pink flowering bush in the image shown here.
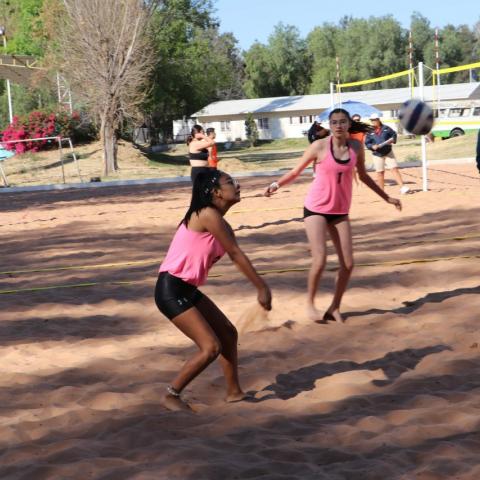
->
[1,110,83,154]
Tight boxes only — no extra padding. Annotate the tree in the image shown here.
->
[409,12,434,65]
[144,0,244,137]
[244,113,258,147]
[59,0,157,175]
[244,23,312,98]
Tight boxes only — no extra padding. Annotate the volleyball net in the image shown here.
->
[0,136,82,187]
[330,60,480,191]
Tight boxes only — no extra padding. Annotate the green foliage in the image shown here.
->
[0,0,48,56]
[244,113,258,147]
[0,83,58,129]
[244,23,312,98]
[145,0,244,135]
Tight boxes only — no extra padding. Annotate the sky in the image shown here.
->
[215,0,480,51]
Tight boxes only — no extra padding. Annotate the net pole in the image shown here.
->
[329,82,335,108]
[418,61,428,192]
[435,28,441,113]
[66,137,82,182]
[57,136,65,184]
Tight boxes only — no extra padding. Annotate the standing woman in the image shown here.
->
[156,170,272,411]
[264,108,401,323]
[187,125,214,183]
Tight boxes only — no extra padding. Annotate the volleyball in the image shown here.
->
[398,99,434,135]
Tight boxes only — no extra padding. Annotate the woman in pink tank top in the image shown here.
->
[156,169,272,411]
[265,109,402,324]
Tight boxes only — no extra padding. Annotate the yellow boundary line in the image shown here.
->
[1,253,479,295]
[1,231,478,278]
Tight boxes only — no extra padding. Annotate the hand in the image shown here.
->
[372,145,378,151]
[387,196,402,211]
[264,181,279,197]
[257,285,272,311]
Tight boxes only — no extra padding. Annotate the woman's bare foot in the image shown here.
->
[163,394,193,412]
[307,305,325,323]
[324,308,345,324]
[225,390,248,403]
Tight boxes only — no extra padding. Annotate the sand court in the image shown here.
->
[1,164,480,479]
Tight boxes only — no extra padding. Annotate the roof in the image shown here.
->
[0,54,44,86]
[193,82,480,118]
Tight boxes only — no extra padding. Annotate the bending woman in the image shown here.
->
[187,124,215,183]
[264,108,401,323]
[156,170,272,411]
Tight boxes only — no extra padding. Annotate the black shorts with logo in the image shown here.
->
[155,272,204,320]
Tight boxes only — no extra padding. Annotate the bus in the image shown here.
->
[431,103,480,139]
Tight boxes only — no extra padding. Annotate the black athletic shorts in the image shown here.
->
[155,272,204,320]
[191,166,213,184]
[303,207,348,224]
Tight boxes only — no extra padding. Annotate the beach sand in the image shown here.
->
[1,163,480,479]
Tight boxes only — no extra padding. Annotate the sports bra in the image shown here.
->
[189,149,209,161]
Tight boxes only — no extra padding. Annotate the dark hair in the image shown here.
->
[182,169,224,226]
[329,108,373,134]
[206,127,215,135]
[186,124,204,145]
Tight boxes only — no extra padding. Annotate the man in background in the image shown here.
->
[365,113,410,194]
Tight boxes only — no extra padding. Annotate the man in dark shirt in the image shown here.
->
[365,113,410,194]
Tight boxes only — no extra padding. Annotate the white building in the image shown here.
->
[173,82,480,142]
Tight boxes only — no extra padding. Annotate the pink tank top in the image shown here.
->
[159,223,226,286]
[304,138,357,214]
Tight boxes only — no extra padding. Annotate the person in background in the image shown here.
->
[308,121,330,144]
[187,125,214,183]
[206,128,219,169]
[349,114,366,143]
[365,113,410,194]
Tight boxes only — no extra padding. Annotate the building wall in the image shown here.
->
[174,108,400,143]
[199,113,322,142]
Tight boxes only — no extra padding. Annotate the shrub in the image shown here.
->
[0,110,94,154]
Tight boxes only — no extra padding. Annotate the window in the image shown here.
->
[220,121,231,132]
[473,107,480,117]
[258,117,269,130]
[449,108,464,117]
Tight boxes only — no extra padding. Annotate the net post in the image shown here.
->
[57,136,65,184]
[329,82,335,108]
[67,137,82,182]
[418,61,428,192]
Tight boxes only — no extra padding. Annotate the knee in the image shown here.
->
[202,340,222,362]
[311,254,326,271]
[341,259,354,273]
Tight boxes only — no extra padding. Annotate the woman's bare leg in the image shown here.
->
[325,217,354,323]
[304,215,328,322]
[165,308,221,411]
[196,295,245,402]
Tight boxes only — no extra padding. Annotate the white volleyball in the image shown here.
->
[399,99,434,135]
